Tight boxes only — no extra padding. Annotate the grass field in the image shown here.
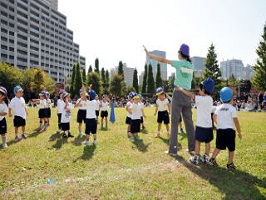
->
[0,106,265,200]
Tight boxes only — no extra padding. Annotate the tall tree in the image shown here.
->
[155,63,163,88]
[204,43,222,93]
[82,68,86,85]
[70,64,76,96]
[141,64,148,93]
[118,61,124,80]
[87,72,102,96]
[88,65,93,73]
[147,63,155,94]
[132,68,139,93]
[110,74,126,97]
[101,67,106,84]
[105,70,110,94]
[73,62,83,97]
[252,23,266,91]
[94,58,100,74]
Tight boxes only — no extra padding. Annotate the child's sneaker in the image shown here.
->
[200,154,209,163]
[56,129,61,134]
[41,127,46,131]
[15,135,20,142]
[226,162,236,170]
[82,140,89,146]
[93,139,97,145]
[37,127,42,131]
[62,133,68,138]
[155,134,160,138]
[189,155,200,165]
[68,133,74,138]
[129,136,135,142]
[79,132,84,137]
[164,150,177,156]
[21,133,27,139]
[2,143,8,148]
[208,158,218,166]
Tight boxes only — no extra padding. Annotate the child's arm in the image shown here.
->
[141,108,146,118]
[213,114,218,125]
[8,107,12,117]
[74,99,82,108]
[0,111,7,116]
[167,102,171,115]
[154,103,158,116]
[176,86,195,99]
[233,117,242,140]
[25,107,28,115]
[143,46,172,65]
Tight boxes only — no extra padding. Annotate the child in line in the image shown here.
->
[125,92,135,137]
[139,94,146,130]
[33,91,48,131]
[128,94,146,142]
[154,87,171,138]
[208,87,242,169]
[46,92,52,126]
[9,86,28,141]
[94,95,100,122]
[82,90,98,146]
[56,89,65,133]
[60,92,74,138]
[177,78,215,165]
[100,95,109,129]
[75,90,88,137]
[0,87,9,148]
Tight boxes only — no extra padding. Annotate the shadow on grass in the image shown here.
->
[28,131,43,138]
[74,145,96,161]
[178,130,187,141]
[72,136,86,146]
[141,129,148,134]
[51,137,68,149]
[99,127,108,131]
[132,139,151,153]
[49,132,62,142]
[174,156,266,200]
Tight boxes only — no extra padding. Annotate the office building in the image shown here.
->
[0,0,85,83]
[191,56,206,77]
[110,63,134,86]
[220,59,244,80]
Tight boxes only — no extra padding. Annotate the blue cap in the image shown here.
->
[179,44,190,57]
[88,90,96,100]
[13,86,23,94]
[220,87,233,103]
[39,91,47,96]
[156,87,164,95]
[128,92,136,99]
[0,86,7,95]
[202,78,215,94]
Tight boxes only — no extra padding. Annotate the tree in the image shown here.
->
[118,61,124,80]
[88,65,93,73]
[204,43,222,94]
[141,64,148,93]
[147,63,155,94]
[155,63,163,89]
[87,72,102,96]
[132,68,139,93]
[252,23,266,91]
[101,67,106,84]
[110,74,126,97]
[105,70,110,94]
[70,64,76,96]
[73,62,83,98]
[82,68,86,84]
[94,58,100,74]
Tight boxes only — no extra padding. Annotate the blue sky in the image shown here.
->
[58,0,266,75]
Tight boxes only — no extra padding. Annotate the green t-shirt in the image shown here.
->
[171,60,194,90]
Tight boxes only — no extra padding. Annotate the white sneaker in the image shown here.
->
[82,140,89,146]
[79,132,84,137]
[93,140,97,145]
[2,143,8,148]
[56,129,61,133]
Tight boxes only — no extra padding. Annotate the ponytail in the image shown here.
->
[180,52,192,63]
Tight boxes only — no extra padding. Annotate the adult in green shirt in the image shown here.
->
[144,44,195,156]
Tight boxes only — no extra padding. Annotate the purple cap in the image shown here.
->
[179,43,190,57]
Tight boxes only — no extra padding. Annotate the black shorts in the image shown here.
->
[95,110,99,117]
[101,110,108,118]
[195,126,213,143]
[38,109,48,119]
[125,116,131,125]
[157,111,169,124]
[61,122,70,131]
[13,116,26,127]
[77,109,86,123]
[0,118,7,134]
[131,119,140,134]
[216,129,236,151]
[85,118,97,134]
[46,107,51,118]
[57,113,62,124]
[140,116,144,123]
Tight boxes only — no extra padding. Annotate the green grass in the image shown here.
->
[0,107,265,200]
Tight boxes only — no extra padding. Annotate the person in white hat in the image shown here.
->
[0,86,9,148]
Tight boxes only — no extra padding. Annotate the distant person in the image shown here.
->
[208,87,242,169]
[61,92,74,138]
[144,44,195,156]
[9,86,28,141]
[75,90,88,137]
[0,87,9,148]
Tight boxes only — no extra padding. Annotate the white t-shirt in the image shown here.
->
[156,99,169,112]
[46,98,51,108]
[130,103,142,120]
[77,99,87,110]
[101,101,109,111]
[215,103,237,129]
[39,99,47,109]
[61,102,74,123]
[195,95,213,128]
[139,102,144,117]
[0,102,8,121]
[93,99,100,110]
[85,100,96,119]
[9,96,27,119]
[57,99,65,114]
[126,101,132,118]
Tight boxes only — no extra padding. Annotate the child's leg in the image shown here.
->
[211,148,220,159]
[1,134,6,144]
[228,151,234,164]
[205,142,211,156]
[78,122,82,133]
[165,124,170,137]
[156,123,162,137]
[194,140,201,155]
[105,117,108,128]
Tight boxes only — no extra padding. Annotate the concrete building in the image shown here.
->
[191,56,206,78]
[220,59,244,80]
[0,0,85,83]
[146,50,167,80]
[242,64,254,80]
[110,63,134,86]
